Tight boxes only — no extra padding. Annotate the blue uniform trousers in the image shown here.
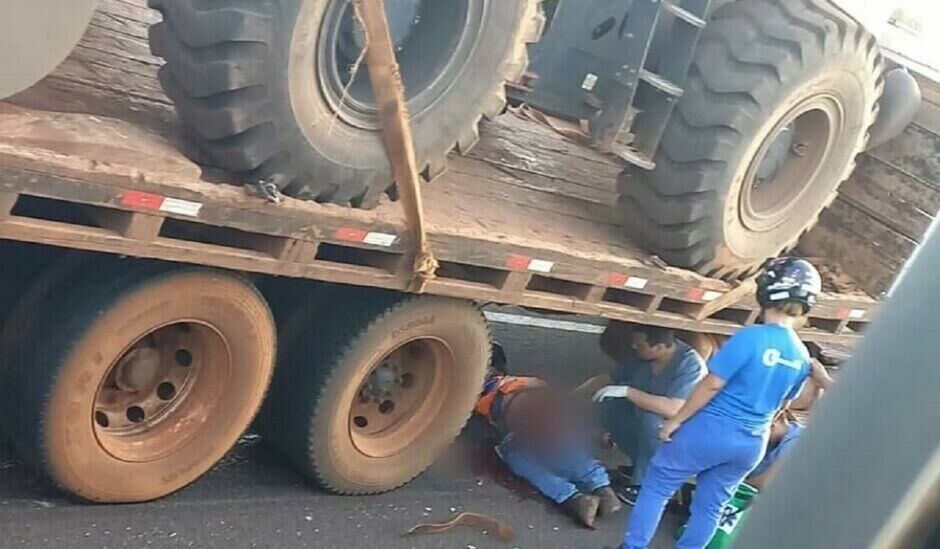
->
[497,434,611,504]
[623,411,767,548]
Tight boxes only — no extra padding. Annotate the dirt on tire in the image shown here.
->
[0,266,276,503]
[148,0,543,207]
[261,288,491,494]
[618,0,883,279]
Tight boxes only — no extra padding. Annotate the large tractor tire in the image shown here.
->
[261,289,490,494]
[619,0,883,278]
[1,0,97,99]
[148,0,543,207]
[0,266,276,502]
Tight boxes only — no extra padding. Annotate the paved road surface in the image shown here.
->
[0,310,681,548]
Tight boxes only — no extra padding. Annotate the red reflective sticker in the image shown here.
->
[609,273,628,287]
[686,288,705,301]
[506,254,532,271]
[121,191,164,210]
[334,228,368,242]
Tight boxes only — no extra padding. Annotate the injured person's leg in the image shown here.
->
[496,434,620,528]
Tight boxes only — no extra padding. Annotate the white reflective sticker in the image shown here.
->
[363,232,397,247]
[159,197,202,217]
[849,309,866,319]
[769,291,790,301]
[624,276,648,290]
[581,73,598,91]
[528,259,554,273]
[702,290,723,302]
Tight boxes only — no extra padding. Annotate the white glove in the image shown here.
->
[592,385,630,402]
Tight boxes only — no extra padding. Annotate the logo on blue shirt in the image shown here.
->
[761,348,803,371]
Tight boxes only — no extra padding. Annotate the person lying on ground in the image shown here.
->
[578,324,706,504]
[622,257,821,549]
[474,349,622,529]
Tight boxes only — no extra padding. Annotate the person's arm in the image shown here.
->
[659,373,727,440]
[810,358,834,392]
[625,351,704,418]
[625,388,685,419]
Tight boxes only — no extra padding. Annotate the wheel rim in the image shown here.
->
[93,321,232,463]
[349,337,453,458]
[316,0,484,130]
[740,94,843,232]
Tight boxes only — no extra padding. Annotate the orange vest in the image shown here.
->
[474,375,545,425]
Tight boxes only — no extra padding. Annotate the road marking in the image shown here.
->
[483,311,605,334]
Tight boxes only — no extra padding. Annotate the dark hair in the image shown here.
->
[633,325,676,348]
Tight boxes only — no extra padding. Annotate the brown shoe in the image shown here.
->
[594,486,622,516]
[562,493,600,529]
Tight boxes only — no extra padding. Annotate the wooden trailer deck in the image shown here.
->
[0,0,877,343]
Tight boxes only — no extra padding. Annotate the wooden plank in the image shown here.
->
[867,124,940,192]
[0,214,866,344]
[838,155,940,243]
[468,116,622,194]
[913,101,940,136]
[0,193,18,218]
[500,271,533,294]
[816,200,917,266]
[87,208,164,240]
[800,223,902,298]
[694,279,757,321]
[582,285,607,304]
[0,217,406,290]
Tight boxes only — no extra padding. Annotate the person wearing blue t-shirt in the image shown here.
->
[622,257,822,549]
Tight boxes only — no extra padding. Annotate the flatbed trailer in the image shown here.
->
[0,103,875,343]
[0,0,889,505]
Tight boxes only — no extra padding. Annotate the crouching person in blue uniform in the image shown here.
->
[622,257,822,549]
[587,324,707,504]
[475,349,622,528]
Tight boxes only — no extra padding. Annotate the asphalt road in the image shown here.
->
[0,310,681,548]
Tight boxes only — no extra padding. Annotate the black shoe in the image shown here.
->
[562,493,600,529]
[594,486,623,516]
[615,484,641,506]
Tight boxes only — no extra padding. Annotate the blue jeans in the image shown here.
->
[497,434,611,504]
[601,400,663,484]
[623,412,768,549]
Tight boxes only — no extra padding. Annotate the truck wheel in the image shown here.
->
[619,0,883,278]
[2,267,276,502]
[1,0,97,98]
[265,291,490,494]
[148,0,542,207]
[0,252,92,377]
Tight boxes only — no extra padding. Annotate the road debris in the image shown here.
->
[405,512,514,542]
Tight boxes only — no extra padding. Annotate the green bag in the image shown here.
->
[676,482,759,548]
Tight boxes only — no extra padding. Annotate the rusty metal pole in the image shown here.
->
[352,0,438,293]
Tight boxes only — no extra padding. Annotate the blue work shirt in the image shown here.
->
[704,324,811,433]
[612,340,705,401]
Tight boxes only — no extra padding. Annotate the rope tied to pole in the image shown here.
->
[352,0,438,293]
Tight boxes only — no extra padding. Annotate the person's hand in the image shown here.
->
[591,385,630,402]
[659,419,682,442]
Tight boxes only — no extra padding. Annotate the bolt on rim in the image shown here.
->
[92,321,232,463]
[349,337,453,458]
